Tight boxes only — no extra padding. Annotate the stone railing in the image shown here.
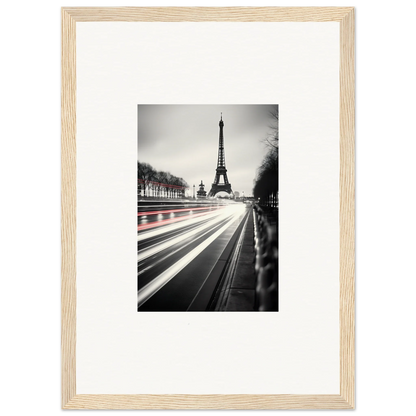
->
[253,205,278,311]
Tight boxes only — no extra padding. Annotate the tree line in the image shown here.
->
[138,161,189,198]
[253,107,278,208]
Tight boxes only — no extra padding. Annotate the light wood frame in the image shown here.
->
[62,7,355,410]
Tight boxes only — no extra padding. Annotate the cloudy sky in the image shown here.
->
[137,105,277,197]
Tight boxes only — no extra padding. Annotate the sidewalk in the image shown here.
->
[216,208,256,311]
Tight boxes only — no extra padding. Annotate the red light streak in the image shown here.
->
[137,208,224,231]
[138,206,221,217]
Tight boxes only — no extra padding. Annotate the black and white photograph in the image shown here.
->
[137,105,278,311]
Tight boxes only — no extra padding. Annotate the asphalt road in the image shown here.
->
[138,200,248,311]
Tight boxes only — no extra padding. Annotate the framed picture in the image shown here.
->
[62,7,354,409]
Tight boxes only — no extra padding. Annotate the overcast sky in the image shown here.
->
[137,105,277,197]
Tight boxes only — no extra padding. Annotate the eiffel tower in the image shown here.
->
[208,114,233,197]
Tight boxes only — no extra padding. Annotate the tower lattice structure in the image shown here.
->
[208,114,233,197]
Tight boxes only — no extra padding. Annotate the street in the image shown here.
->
[138,201,248,311]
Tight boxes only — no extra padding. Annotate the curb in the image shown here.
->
[187,208,251,311]
[213,210,251,311]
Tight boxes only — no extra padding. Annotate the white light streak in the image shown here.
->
[137,207,236,262]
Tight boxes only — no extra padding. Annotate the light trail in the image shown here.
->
[138,211,212,231]
[137,213,241,308]
[137,206,227,240]
[137,220,226,276]
[138,206,220,217]
[138,207,236,262]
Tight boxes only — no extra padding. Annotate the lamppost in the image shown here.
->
[193,184,195,199]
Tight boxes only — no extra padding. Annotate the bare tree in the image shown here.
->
[138,162,189,199]
[138,161,156,197]
[263,105,279,150]
[254,105,279,208]
[253,149,278,208]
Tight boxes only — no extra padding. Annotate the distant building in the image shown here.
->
[197,180,207,198]
[234,191,240,199]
